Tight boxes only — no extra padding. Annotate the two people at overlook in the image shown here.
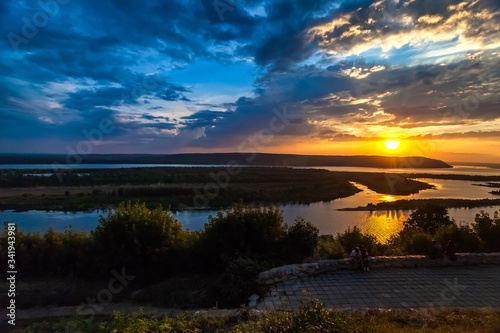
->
[431,240,457,261]
[350,245,369,271]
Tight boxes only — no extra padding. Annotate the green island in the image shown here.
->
[339,198,500,211]
[0,167,436,212]
[3,165,500,211]
[2,166,500,212]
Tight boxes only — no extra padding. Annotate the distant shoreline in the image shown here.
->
[0,153,453,169]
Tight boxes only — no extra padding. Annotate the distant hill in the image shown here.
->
[0,153,452,168]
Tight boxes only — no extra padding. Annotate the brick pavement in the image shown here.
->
[257,266,500,310]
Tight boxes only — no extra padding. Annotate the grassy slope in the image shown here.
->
[14,304,500,333]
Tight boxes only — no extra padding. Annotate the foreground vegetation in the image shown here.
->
[17,300,500,333]
[1,203,500,310]
[0,167,436,211]
[0,203,319,309]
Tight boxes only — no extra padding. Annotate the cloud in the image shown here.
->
[309,0,500,57]
[0,0,498,156]
[141,114,171,122]
[161,89,191,102]
[180,110,231,130]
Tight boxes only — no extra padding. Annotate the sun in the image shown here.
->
[384,140,401,150]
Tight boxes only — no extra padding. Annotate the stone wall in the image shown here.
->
[258,253,500,285]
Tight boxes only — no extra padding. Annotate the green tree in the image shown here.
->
[389,227,433,255]
[472,211,500,252]
[403,204,455,234]
[336,226,379,256]
[314,235,345,259]
[93,202,188,279]
[283,217,319,263]
[209,256,270,307]
[197,206,287,269]
[435,224,481,253]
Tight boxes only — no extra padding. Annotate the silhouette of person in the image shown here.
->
[430,240,444,259]
[445,240,457,261]
[360,244,369,271]
[350,247,362,270]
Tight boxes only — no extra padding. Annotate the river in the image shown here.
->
[1,173,499,242]
[1,163,499,176]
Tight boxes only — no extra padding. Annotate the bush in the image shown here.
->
[472,211,500,252]
[282,217,319,263]
[242,298,350,333]
[314,235,345,260]
[209,256,271,308]
[336,226,379,257]
[435,224,481,253]
[92,202,189,281]
[403,204,455,234]
[0,227,93,278]
[197,206,287,270]
[389,227,433,255]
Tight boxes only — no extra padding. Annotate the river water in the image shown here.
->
[1,165,499,242]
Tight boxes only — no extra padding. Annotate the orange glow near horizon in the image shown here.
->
[185,137,500,163]
[380,195,396,202]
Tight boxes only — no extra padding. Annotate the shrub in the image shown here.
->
[435,224,481,253]
[197,206,287,270]
[335,226,379,256]
[282,217,319,263]
[0,227,93,278]
[92,202,188,281]
[403,204,455,234]
[209,256,271,308]
[472,211,500,252]
[389,227,433,255]
[314,235,345,260]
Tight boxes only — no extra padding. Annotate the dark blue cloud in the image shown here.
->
[141,114,171,121]
[160,87,191,102]
[180,110,230,130]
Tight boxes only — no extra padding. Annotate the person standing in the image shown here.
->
[445,240,457,261]
[350,247,362,270]
[430,240,444,259]
[360,245,369,271]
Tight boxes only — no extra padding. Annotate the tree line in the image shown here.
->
[1,202,499,307]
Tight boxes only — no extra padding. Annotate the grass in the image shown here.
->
[14,299,500,332]
[0,277,134,309]
[132,274,221,309]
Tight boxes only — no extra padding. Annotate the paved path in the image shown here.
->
[258,266,500,310]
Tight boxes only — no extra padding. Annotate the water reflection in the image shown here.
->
[1,178,500,241]
[364,211,406,243]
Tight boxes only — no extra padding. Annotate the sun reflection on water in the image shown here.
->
[363,211,406,244]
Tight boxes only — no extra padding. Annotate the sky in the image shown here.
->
[1,0,499,163]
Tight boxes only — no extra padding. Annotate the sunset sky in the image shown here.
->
[1,0,499,162]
